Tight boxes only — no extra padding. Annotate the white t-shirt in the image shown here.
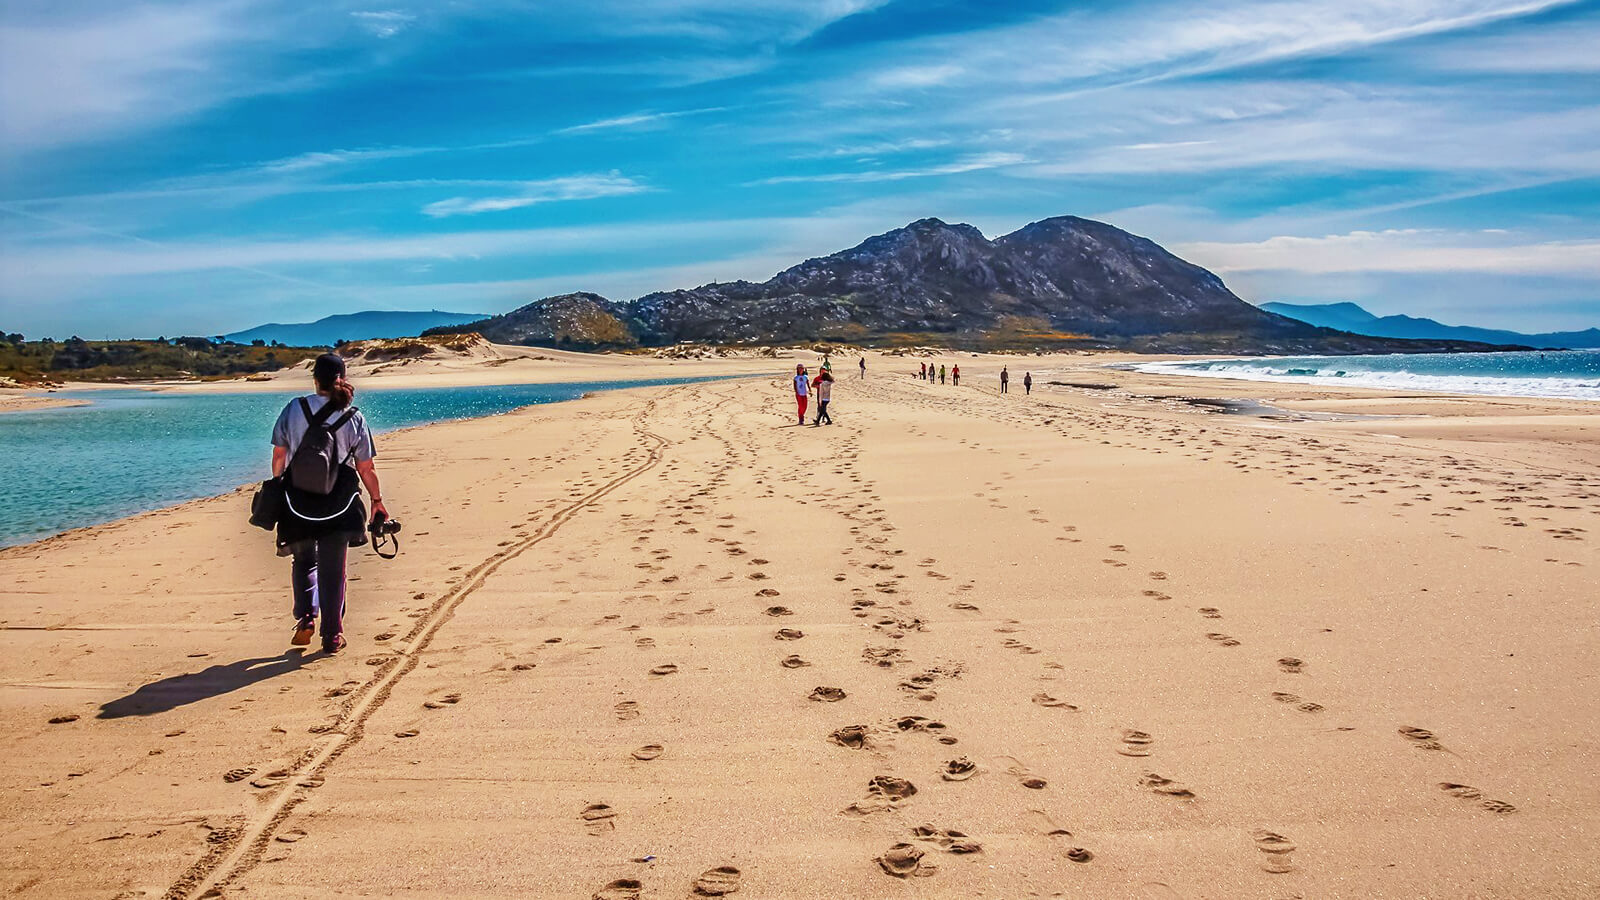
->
[794,374,809,396]
[815,378,832,401]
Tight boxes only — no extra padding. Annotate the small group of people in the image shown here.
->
[917,361,960,385]
[793,363,835,426]
[998,365,1035,395]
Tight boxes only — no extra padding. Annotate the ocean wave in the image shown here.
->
[1129,357,1600,401]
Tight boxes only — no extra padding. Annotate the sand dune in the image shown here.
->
[1,354,1596,898]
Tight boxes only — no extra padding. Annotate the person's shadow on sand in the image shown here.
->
[98,649,314,719]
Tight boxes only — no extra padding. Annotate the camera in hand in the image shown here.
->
[369,509,401,558]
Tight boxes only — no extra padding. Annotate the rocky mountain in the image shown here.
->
[1261,301,1600,349]
[426,292,638,350]
[432,217,1521,353]
[224,309,487,347]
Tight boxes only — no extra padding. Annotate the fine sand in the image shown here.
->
[0,391,88,413]
[2,351,1597,899]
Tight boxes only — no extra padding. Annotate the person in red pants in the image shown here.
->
[793,364,810,424]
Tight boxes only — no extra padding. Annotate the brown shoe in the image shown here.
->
[291,617,315,646]
[323,633,347,654]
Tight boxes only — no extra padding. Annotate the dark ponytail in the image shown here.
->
[325,376,354,410]
[311,353,354,410]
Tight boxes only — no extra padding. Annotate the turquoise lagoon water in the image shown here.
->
[1130,349,1600,401]
[0,377,736,548]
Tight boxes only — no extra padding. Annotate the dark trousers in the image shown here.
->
[291,534,348,641]
[1001,382,1008,393]
[815,399,832,424]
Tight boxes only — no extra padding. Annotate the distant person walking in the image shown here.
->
[859,356,866,379]
[821,353,832,373]
[939,364,947,384]
[1000,366,1009,394]
[919,362,927,381]
[793,364,810,425]
[812,370,834,425]
[1023,372,1033,395]
[952,364,960,386]
[271,353,385,654]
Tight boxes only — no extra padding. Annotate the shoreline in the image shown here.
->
[0,372,760,552]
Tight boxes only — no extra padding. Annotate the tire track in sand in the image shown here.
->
[167,399,673,900]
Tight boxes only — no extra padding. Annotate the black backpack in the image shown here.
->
[287,397,360,495]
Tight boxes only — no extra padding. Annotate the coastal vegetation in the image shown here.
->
[0,333,323,384]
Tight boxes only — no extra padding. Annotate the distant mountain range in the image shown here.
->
[428,217,1516,354]
[223,310,487,347]
[1260,302,1600,349]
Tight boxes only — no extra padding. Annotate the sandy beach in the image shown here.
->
[2,351,1596,899]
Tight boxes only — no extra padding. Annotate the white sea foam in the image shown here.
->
[1128,355,1600,401]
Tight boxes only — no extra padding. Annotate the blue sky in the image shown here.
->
[2,0,1598,338]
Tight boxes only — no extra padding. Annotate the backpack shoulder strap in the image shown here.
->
[328,407,362,462]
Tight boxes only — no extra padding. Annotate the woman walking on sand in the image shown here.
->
[793,364,810,425]
[952,364,960,386]
[919,362,927,381]
[939,364,947,384]
[1000,366,1009,394]
[812,369,834,426]
[272,353,385,654]
[1024,372,1033,395]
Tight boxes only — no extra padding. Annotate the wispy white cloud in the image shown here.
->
[750,152,1028,185]
[556,106,731,135]
[1176,229,1600,278]
[351,10,415,39]
[419,173,650,217]
[0,4,240,155]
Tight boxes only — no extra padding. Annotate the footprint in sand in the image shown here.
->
[1198,607,1222,619]
[1439,783,1517,814]
[844,775,919,816]
[649,664,678,676]
[1118,729,1154,757]
[830,725,871,749]
[326,680,359,698]
[581,803,617,835]
[631,744,663,761]
[1399,726,1444,750]
[995,756,1048,789]
[690,866,742,896]
[423,692,462,709]
[1252,830,1297,873]
[942,758,977,781]
[765,606,793,616]
[1143,590,1171,601]
[780,655,811,668]
[635,637,655,649]
[1032,692,1078,710]
[809,686,847,702]
[876,843,936,878]
[1278,657,1304,673]
[756,588,781,597]
[1028,810,1092,862]
[911,824,982,854]
[1271,691,1323,712]
[1139,772,1195,798]
[1148,571,1168,581]
[949,602,980,612]
[614,701,641,721]
[592,878,642,900]
[1205,632,1241,647]
[222,767,256,783]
